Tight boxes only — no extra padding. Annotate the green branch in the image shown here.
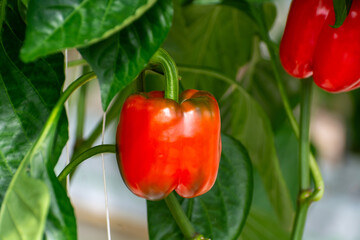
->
[68,59,87,68]
[164,193,204,239]
[299,79,312,190]
[58,144,116,185]
[291,79,313,240]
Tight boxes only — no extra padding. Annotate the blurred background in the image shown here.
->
[56,0,360,239]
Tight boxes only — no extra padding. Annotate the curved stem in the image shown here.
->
[309,154,324,201]
[164,193,198,239]
[60,72,96,107]
[58,144,116,184]
[76,48,179,159]
[149,48,179,102]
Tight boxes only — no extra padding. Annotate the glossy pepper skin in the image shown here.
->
[116,89,221,200]
[280,0,332,78]
[280,0,360,92]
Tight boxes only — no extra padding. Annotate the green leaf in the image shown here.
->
[0,1,75,239]
[240,208,289,240]
[221,86,294,230]
[239,122,299,240]
[262,2,277,31]
[20,0,157,62]
[332,0,352,28]
[247,59,300,130]
[43,162,77,240]
[164,3,256,98]
[219,0,254,21]
[147,134,253,240]
[0,167,50,240]
[275,121,299,206]
[79,0,173,110]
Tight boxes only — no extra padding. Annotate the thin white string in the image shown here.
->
[101,112,111,240]
[64,49,70,192]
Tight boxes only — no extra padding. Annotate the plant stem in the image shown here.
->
[68,59,87,67]
[291,201,310,240]
[75,84,87,144]
[149,48,179,102]
[164,193,197,239]
[299,79,312,190]
[58,144,116,185]
[291,78,313,239]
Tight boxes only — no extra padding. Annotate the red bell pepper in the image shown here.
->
[280,0,360,92]
[116,89,221,200]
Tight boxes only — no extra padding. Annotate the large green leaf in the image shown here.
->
[164,3,256,98]
[221,87,294,230]
[79,0,173,110]
[239,208,289,240]
[20,0,157,62]
[164,2,294,230]
[239,121,299,239]
[248,59,300,130]
[0,1,75,239]
[147,134,253,240]
[275,121,299,206]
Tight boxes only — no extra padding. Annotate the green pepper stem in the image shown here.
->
[149,48,179,102]
[164,193,198,239]
[75,84,87,145]
[58,144,116,186]
[290,79,313,239]
[291,201,310,240]
[68,59,87,67]
[299,79,312,190]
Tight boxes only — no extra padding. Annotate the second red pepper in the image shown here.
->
[280,0,360,92]
[116,89,221,200]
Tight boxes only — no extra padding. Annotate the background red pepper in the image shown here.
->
[280,0,360,92]
[116,89,221,200]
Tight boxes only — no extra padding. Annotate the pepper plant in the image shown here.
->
[0,0,356,239]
